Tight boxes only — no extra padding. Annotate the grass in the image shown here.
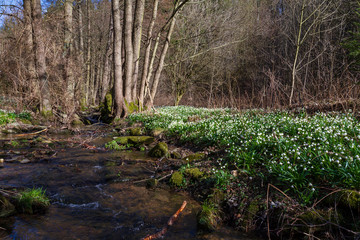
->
[0,109,32,126]
[17,188,50,214]
[129,106,360,205]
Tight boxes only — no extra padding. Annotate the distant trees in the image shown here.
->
[0,0,359,118]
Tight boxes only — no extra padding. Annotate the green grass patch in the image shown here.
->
[0,109,32,126]
[17,188,50,214]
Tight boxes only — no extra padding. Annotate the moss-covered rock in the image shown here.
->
[151,128,165,137]
[129,127,143,136]
[148,142,168,158]
[170,151,182,159]
[114,136,154,145]
[182,152,206,163]
[70,119,84,127]
[0,195,15,217]
[239,200,261,231]
[170,171,184,187]
[185,168,204,180]
[146,179,159,189]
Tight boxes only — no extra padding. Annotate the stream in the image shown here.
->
[0,127,257,240]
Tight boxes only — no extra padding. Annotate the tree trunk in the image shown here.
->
[85,0,91,105]
[148,14,177,106]
[132,0,145,100]
[124,0,135,103]
[31,0,51,113]
[64,0,75,105]
[101,15,113,102]
[112,0,124,117]
[139,0,159,109]
[23,0,38,99]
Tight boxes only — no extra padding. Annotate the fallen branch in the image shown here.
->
[12,128,47,137]
[141,200,187,240]
[133,171,173,184]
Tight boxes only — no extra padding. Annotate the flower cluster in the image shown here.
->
[129,107,360,204]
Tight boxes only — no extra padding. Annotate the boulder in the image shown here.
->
[148,142,168,158]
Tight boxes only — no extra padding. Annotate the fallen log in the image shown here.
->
[141,200,187,240]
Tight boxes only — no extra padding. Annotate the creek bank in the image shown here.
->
[124,110,360,240]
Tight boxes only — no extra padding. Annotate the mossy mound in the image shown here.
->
[170,151,182,159]
[129,127,143,136]
[70,119,84,127]
[170,171,184,187]
[239,200,261,231]
[182,152,206,163]
[185,168,203,180]
[148,142,168,158]
[114,136,154,145]
[0,195,15,217]
[146,179,159,189]
[151,128,165,137]
[197,201,221,231]
[338,190,360,211]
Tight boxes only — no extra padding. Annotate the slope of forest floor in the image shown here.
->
[124,106,360,239]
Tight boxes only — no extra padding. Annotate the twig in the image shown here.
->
[133,171,173,184]
[0,226,6,231]
[141,200,187,240]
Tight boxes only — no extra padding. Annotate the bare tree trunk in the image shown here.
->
[85,0,91,105]
[132,0,145,100]
[64,0,75,105]
[101,15,113,102]
[31,0,51,113]
[148,14,177,105]
[139,0,159,109]
[77,1,86,106]
[113,0,124,117]
[23,0,38,98]
[124,0,134,103]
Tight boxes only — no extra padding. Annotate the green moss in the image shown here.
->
[20,119,32,124]
[10,140,19,147]
[239,200,261,231]
[148,142,168,158]
[129,127,143,136]
[170,171,184,187]
[183,153,205,163]
[105,161,117,167]
[70,119,84,127]
[0,195,15,217]
[114,136,154,145]
[185,168,203,180]
[146,178,159,189]
[105,93,112,114]
[170,151,182,159]
[197,200,220,231]
[41,110,53,118]
[105,140,126,151]
[125,100,139,114]
[208,188,226,206]
[151,128,165,137]
[339,190,360,211]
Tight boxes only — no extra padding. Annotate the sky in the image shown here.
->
[0,0,50,26]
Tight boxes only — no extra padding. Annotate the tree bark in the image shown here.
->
[64,0,75,105]
[139,0,159,109]
[112,0,124,117]
[124,0,134,103]
[85,0,91,105]
[31,0,51,113]
[148,13,177,106]
[132,0,145,100]
[101,15,113,102]
[23,0,38,98]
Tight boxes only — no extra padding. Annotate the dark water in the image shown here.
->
[0,133,257,240]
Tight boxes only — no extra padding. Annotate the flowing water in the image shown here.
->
[0,129,258,240]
